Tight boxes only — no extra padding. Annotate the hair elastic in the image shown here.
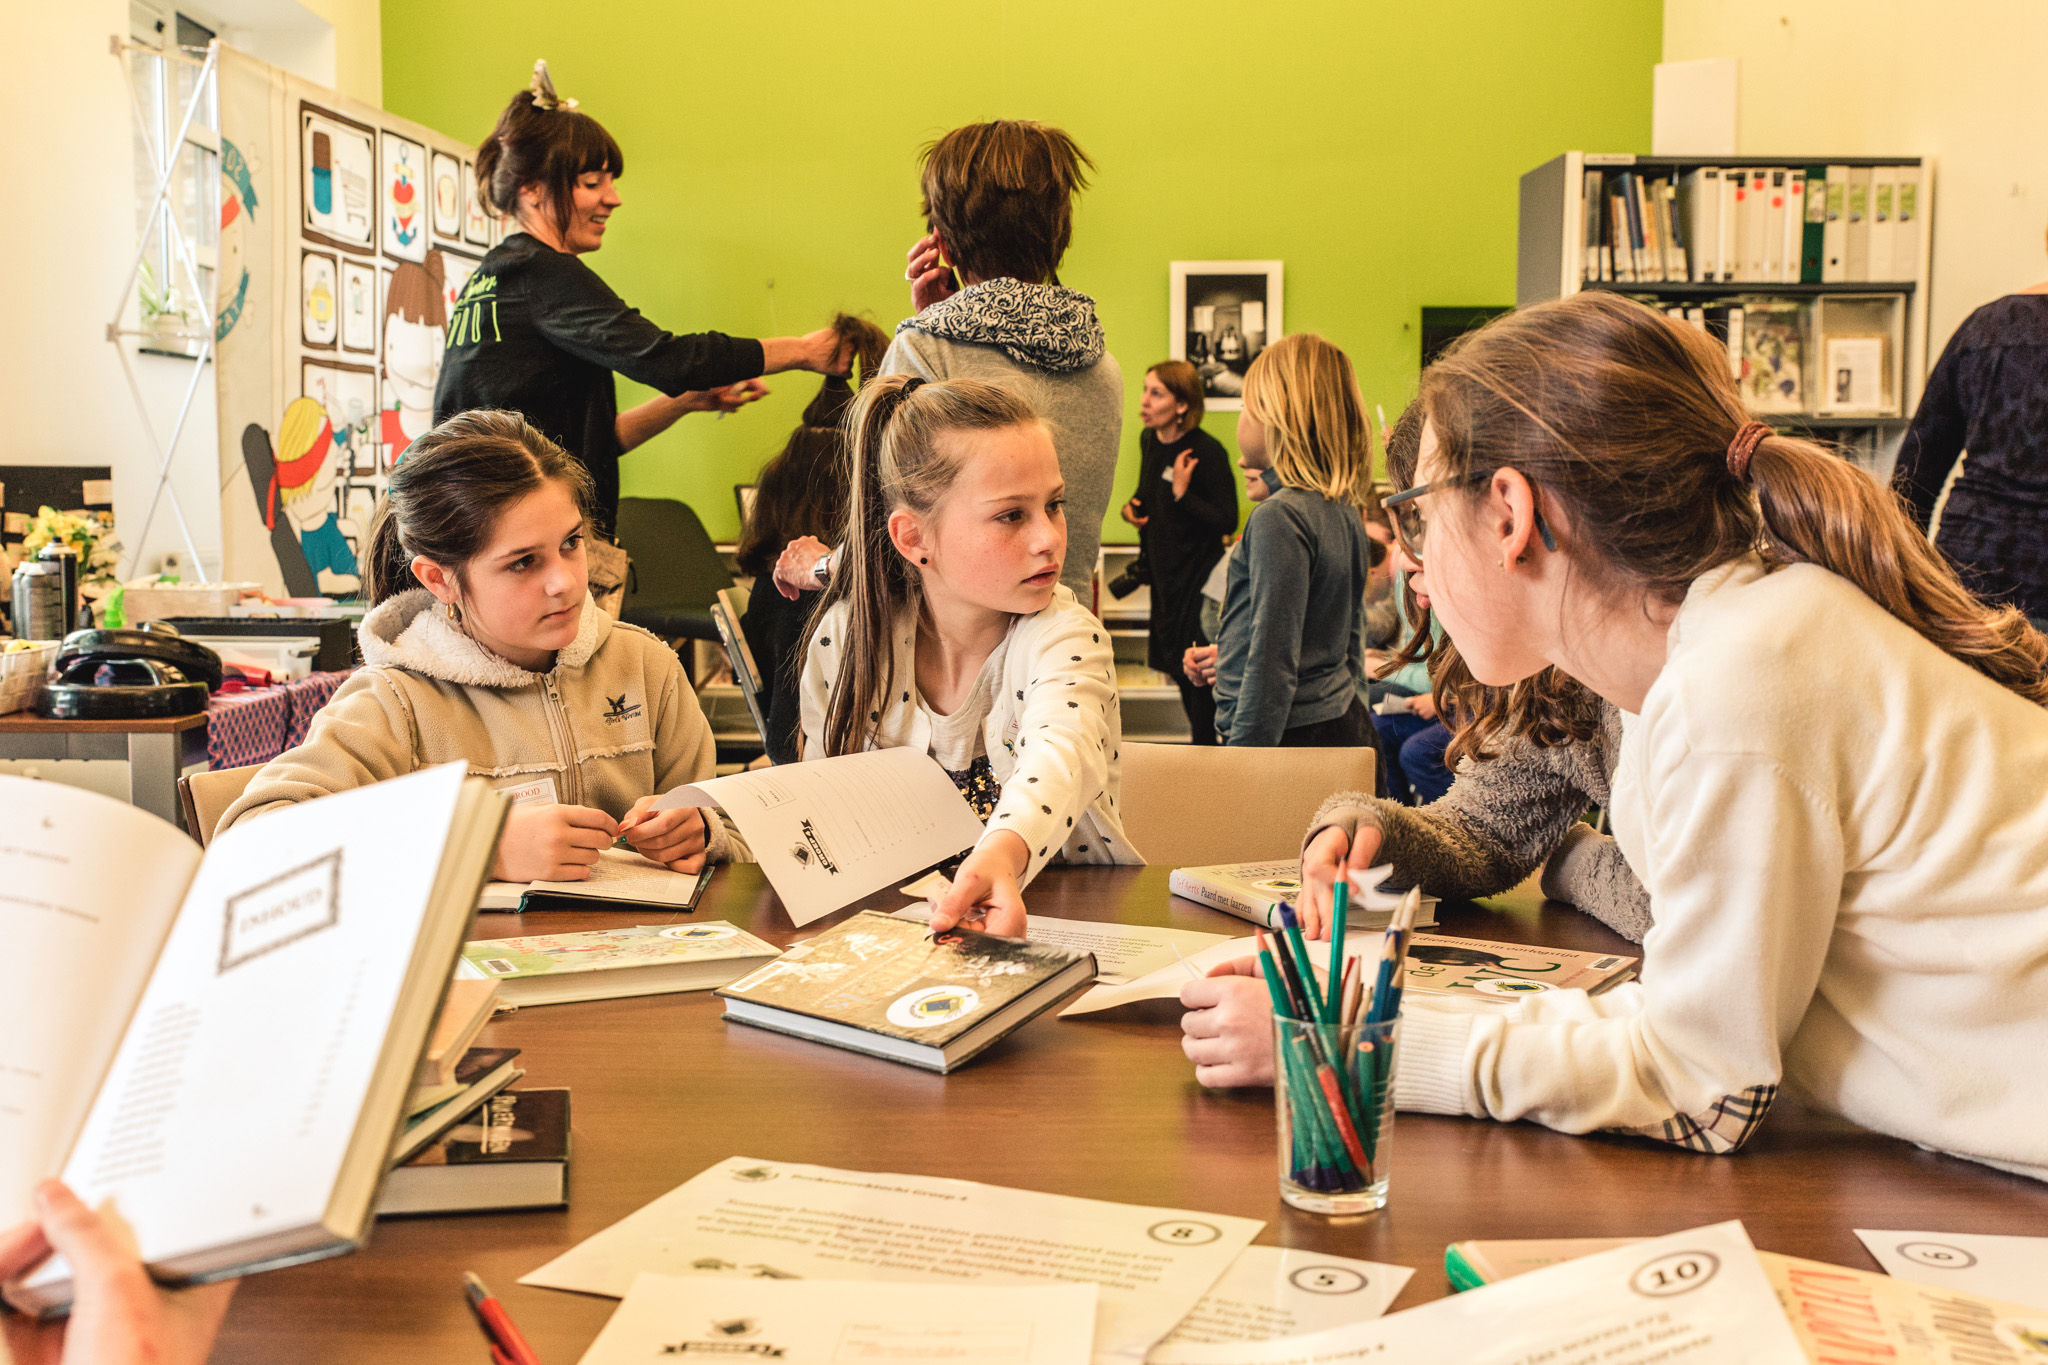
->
[1726,421,1771,482]
[899,376,927,399]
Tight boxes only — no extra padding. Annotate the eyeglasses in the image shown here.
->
[1381,468,1556,567]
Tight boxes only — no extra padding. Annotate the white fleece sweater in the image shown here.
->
[1396,556,2048,1179]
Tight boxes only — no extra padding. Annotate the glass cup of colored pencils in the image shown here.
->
[1262,880,1420,1216]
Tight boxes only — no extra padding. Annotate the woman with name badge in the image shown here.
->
[435,60,849,532]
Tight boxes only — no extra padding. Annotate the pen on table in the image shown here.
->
[464,1271,542,1365]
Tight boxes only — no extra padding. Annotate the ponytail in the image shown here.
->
[1748,435,2048,702]
[1409,291,2048,760]
[365,409,595,605]
[814,375,1041,757]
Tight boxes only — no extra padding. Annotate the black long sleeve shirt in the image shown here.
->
[1893,294,2048,617]
[1128,426,1237,671]
[435,233,765,531]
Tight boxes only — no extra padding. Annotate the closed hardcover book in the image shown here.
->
[379,1088,570,1217]
[716,910,1095,1073]
[391,1046,524,1164]
[1401,933,1637,1003]
[460,922,780,1007]
[1822,165,1850,281]
[1800,165,1828,282]
[1168,859,1439,931]
[1608,194,1635,283]
[414,977,498,1089]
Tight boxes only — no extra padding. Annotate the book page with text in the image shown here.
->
[49,764,469,1270]
[0,778,199,1217]
[656,749,986,926]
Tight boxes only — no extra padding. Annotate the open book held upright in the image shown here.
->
[0,763,504,1312]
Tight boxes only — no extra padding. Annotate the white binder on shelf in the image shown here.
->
[1822,165,1850,282]
[1868,165,1898,282]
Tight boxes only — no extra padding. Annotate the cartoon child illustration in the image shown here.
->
[379,252,447,461]
[274,395,361,595]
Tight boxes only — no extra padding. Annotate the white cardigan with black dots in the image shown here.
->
[798,585,1142,882]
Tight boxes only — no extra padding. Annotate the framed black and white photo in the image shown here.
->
[1169,260,1283,411]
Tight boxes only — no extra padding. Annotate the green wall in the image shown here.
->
[384,1,1660,544]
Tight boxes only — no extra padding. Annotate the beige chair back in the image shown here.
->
[177,762,265,847]
[1117,743,1376,868]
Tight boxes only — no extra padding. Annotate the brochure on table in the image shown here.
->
[579,1273,1098,1365]
[522,1155,1261,1365]
[1144,1222,1804,1365]
[890,906,1232,986]
[1854,1229,2048,1310]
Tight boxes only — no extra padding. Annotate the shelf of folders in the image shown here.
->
[1260,881,1420,1207]
[1518,154,1931,446]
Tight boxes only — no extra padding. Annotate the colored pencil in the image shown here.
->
[1328,876,1349,1022]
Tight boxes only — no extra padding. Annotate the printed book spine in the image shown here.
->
[1844,166,1872,281]
[1686,169,1719,282]
[1800,165,1827,282]
[1166,870,1282,927]
[1582,169,1603,282]
[1868,165,1898,281]
[1822,165,1850,282]
[1892,166,1921,283]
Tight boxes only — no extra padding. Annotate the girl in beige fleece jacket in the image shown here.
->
[221,411,746,879]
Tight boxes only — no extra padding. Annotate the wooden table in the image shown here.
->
[213,866,2048,1363]
[0,712,206,824]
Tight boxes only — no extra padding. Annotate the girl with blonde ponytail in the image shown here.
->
[1304,290,2048,1179]
[798,375,1137,935]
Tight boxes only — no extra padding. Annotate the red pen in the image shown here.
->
[464,1271,543,1365]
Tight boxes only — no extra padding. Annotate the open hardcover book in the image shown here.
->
[0,763,505,1312]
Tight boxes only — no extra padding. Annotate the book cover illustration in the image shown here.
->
[464,923,777,980]
[717,911,1090,1046]
[1401,934,1637,1001]
[1739,300,1807,412]
[403,1087,568,1170]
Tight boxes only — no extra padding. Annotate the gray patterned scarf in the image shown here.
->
[898,278,1106,374]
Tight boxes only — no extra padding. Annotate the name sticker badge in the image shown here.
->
[498,776,559,807]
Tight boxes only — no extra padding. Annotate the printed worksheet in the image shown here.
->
[1855,1230,2048,1309]
[890,906,1231,985]
[523,1155,1262,1365]
[579,1272,1096,1365]
[1143,1223,1805,1365]
[657,750,985,926]
[1151,1246,1412,1350]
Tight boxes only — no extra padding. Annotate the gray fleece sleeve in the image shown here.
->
[1302,733,1652,943]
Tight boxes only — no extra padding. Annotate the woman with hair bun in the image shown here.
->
[436,61,849,532]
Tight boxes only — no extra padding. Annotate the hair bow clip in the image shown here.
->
[528,58,579,111]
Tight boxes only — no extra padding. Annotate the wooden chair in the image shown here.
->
[175,762,265,847]
[1116,742,1377,867]
[710,586,772,754]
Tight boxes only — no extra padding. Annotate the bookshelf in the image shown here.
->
[1519,153,1934,479]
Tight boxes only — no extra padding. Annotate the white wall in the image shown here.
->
[3,0,376,585]
[1664,0,2048,363]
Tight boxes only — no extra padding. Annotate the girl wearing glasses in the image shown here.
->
[1286,291,2048,1176]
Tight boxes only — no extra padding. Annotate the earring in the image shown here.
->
[447,599,463,625]
[919,557,928,565]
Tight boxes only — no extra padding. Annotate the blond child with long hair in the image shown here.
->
[798,375,1137,937]
[1293,290,2048,1177]
[1212,333,1376,746]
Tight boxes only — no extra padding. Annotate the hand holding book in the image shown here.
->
[0,1180,235,1365]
